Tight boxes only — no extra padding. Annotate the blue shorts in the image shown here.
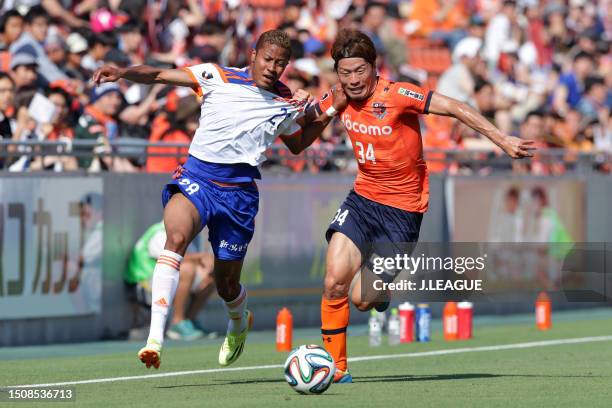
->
[326,190,423,260]
[162,157,259,261]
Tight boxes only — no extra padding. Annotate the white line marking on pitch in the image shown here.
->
[5,335,612,388]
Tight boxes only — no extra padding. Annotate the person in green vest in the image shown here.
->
[127,221,216,340]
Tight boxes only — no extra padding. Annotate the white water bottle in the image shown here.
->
[388,308,401,346]
[369,310,382,347]
[377,309,387,330]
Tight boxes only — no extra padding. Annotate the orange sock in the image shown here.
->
[321,296,349,372]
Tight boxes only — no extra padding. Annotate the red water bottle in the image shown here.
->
[398,302,414,343]
[457,301,473,340]
[276,307,293,351]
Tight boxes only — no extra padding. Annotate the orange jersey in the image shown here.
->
[318,78,433,212]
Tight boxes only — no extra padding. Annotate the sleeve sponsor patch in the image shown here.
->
[398,87,424,101]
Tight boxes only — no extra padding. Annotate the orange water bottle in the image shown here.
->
[536,292,551,330]
[276,307,293,351]
[443,301,458,341]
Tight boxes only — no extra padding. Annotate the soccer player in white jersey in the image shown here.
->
[93,30,325,369]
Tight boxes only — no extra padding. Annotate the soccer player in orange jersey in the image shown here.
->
[311,30,535,383]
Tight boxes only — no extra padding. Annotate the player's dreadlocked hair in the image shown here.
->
[331,29,377,71]
[255,29,292,56]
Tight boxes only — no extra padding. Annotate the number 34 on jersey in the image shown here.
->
[354,142,376,164]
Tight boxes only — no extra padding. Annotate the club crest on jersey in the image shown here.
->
[398,87,424,101]
[201,70,213,80]
[372,102,387,119]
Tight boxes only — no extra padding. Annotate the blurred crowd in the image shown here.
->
[0,0,609,174]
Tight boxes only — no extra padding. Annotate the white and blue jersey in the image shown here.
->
[161,63,306,260]
[183,62,305,168]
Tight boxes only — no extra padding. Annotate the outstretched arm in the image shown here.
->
[427,92,535,158]
[92,65,196,88]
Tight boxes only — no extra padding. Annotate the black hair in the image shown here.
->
[255,29,292,56]
[0,9,23,33]
[506,187,520,200]
[584,75,605,94]
[46,86,70,104]
[525,109,545,121]
[365,1,387,14]
[0,71,15,87]
[331,29,377,70]
[88,32,117,48]
[531,187,548,206]
[474,76,492,93]
[24,5,49,24]
[574,51,594,63]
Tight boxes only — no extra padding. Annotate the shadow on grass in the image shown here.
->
[355,373,604,383]
[156,378,285,389]
[156,372,604,389]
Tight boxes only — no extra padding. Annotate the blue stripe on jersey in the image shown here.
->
[221,66,292,98]
[221,67,257,86]
[183,155,261,183]
[223,67,251,79]
[226,77,257,86]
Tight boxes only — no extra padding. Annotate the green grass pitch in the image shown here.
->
[1,309,612,407]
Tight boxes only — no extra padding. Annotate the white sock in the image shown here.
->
[147,250,182,345]
[223,285,248,334]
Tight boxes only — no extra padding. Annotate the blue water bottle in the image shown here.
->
[416,303,431,342]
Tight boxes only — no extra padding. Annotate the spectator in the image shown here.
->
[29,85,78,171]
[525,3,553,67]
[63,32,88,81]
[9,52,38,90]
[146,94,196,173]
[556,109,592,151]
[9,5,67,83]
[0,71,15,168]
[473,77,496,120]
[410,0,468,49]
[552,51,595,115]
[437,37,482,104]
[118,83,165,140]
[81,33,115,73]
[118,20,145,66]
[44,34,66,67]
[576,75,609,124]
[6,86,38,171]
[484,0,518,68]
[0,9,23,49]
[360,2,386,55]
[0,9,24,71]
[74,82,134,171]
[520,110,547,146]
[515,110,566,175]
[593,115,612,157]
